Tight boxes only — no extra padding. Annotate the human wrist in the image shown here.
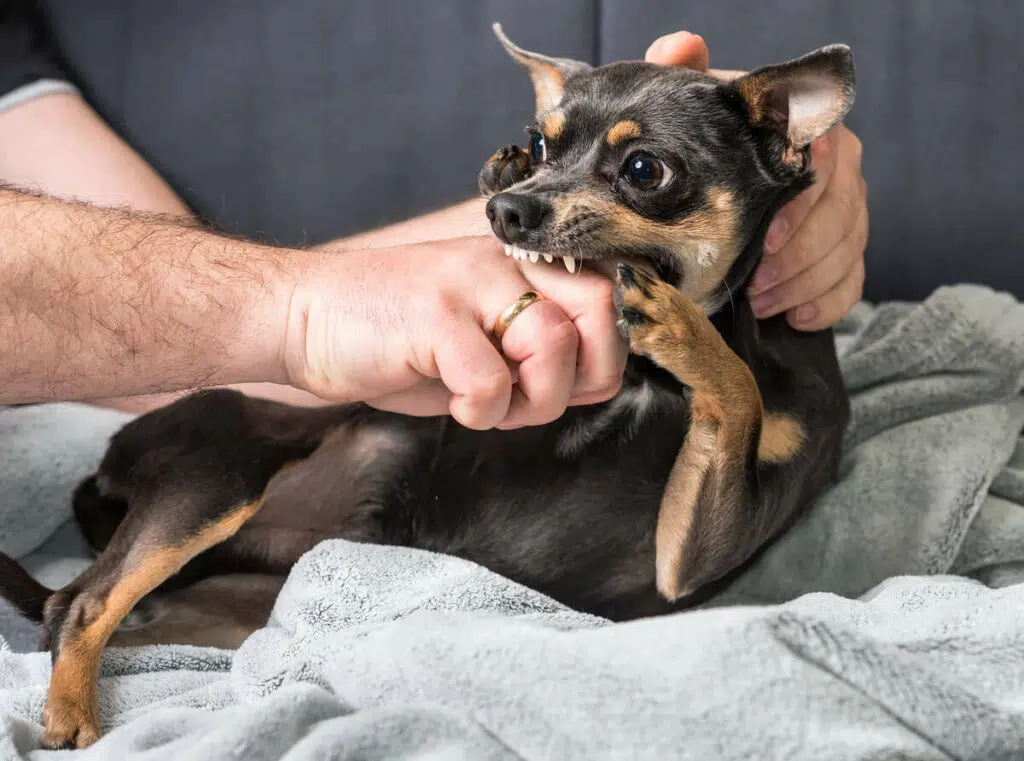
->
[271,246,366,400]
[220,242,317,393]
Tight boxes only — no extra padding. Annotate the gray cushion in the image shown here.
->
[39,0,1024,302]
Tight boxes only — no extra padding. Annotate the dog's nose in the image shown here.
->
[486,193,550,244]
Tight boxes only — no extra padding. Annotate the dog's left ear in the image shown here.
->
[728,45,856,150]
[493,23,592,115]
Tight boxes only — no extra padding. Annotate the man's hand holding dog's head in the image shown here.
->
[646,31,868,331]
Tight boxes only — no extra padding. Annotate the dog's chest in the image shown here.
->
[555,379,685,458]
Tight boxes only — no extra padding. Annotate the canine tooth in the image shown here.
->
[563,256,577,274]
[504,244,513,256]
[529,251,539,263]
[543,254,554,263]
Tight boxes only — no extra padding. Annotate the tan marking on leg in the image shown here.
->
[606,119,641,146]
[758,412,806,463]
[617,269,764,600]
[43,501,261,749]
[541,110,566,140]
[655,394,720,597]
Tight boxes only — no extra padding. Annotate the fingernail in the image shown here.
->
[794,304,818,324]
[750,261,779,294]
[765,216,789,253]
[751,290,776,317]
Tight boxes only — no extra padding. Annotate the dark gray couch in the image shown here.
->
[39,0,1024,302]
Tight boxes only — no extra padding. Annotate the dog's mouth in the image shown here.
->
[500,243,583,273]
[498,240,682,286]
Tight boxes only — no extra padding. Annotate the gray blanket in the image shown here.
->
[0,283,1022,760]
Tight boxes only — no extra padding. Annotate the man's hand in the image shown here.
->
[645,32,868,330]
[284,237,625,430]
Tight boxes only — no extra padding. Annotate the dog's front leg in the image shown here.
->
[614,264,806,602]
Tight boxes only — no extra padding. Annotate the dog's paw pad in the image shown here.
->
[614,263,694,358]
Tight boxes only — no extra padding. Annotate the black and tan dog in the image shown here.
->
[0,25,854,749]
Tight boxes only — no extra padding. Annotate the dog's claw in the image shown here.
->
[619,307,647,327]
[616,262,655,298]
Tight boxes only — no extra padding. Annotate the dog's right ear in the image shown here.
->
[726,44,856,157]
[493,23,592,116]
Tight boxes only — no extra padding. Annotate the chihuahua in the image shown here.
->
[0,25,853,749]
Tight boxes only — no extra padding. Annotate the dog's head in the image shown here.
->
[482,24,855,310]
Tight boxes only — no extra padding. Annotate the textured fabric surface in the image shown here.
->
[0,404,127,652]
[35,0,1024,301]
[0,283,1022,759]
[0,404,129,560]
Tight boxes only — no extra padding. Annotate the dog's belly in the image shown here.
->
[236,397,687,620]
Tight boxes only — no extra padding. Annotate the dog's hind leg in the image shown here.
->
[38,389,352,749]
[39,487,274,750]
[71,475,129,554]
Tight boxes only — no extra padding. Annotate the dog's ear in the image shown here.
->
[728,45,855,150]
[493,23,592,115]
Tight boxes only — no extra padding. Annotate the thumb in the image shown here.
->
[645,31,710,72]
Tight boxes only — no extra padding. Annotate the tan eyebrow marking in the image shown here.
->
[606,120,642,146]
[541,110,566,140]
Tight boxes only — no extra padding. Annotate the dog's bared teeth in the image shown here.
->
[512,246,522,260]
[543,254,554,263]
[504,244,513,256]
[529,251,539,263]
[563,256,577,274]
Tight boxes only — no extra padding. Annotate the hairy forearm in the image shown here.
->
[0,94,490,409]
[0,186,290,404]
[0,94,326,410]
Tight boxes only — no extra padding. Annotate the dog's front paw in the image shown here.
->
[615,263,698,364]
[478,145,532,196]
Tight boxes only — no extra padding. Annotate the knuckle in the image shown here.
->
[540,313,580,354]
[784,237,817,271]
[428,291,463,326]
[586,374,624,402]
[595,378,624,401]
[469,365,510,402]
[848,131,864,164]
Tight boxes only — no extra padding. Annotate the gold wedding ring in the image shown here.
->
[493,291,544,340]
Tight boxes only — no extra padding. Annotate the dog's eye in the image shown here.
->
[528,131,547,163]
[624,153,673,191]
